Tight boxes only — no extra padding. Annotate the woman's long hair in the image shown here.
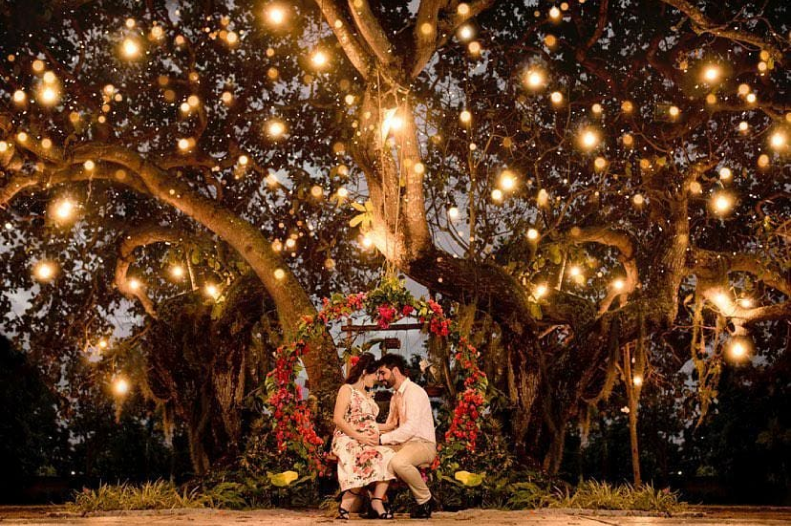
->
[345,352,378,384]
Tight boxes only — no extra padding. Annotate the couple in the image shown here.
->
[331,353,436,520]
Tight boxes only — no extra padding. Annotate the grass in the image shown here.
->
[67,480,210,513]
[68,478,685,514]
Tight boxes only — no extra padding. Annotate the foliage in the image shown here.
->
[551,481,684,513]
[67,481,210,512]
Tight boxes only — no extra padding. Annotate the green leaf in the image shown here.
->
[454,471,485,487]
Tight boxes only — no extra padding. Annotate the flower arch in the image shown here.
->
[265,278,488,476]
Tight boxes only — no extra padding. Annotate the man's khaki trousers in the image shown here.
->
[387,440,437,505]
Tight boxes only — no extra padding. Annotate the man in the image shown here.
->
[375,354,436,519]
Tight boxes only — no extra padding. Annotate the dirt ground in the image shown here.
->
[1,506,790,525]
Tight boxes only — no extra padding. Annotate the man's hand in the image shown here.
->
[359,431,379,447]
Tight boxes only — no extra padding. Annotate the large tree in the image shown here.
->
[1,0,789,475]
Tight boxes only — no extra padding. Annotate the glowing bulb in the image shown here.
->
[274,268,286,280]
[52,198,76,222]
[113,377,130,396]
[719,167,732,181]
[97,338,109,350]
[594,157,607,170]
[310,50,329,69]
[457,2,470,15]
[579,128,600,150]
[33,261,57,282]
[38,85,60,106]
[738,83,751,96]
[622,134,634,147]
[633,194,645,206]
[337,187,349,198]
[632,375,643,386]
[702,65,722,83]
[738,297,754,308]
[265,4,286,25]
[534,284,548,299]
[544,34,557,48]
[122,38,141,58]
[467,41,482,55]
[712,193,733,215]
[491,189,503,202]
[460,110,472,124]
[621,100,634,113]
[499,169,517,191]
[527,228,539,241]
[0,141,7,153]
[205,284,219,298]
[266,119,286,138]
[727,338,751,361]
[568,265,581,277]
[448,206,460,220]
[361,234,373,249]
[549,6,561,19]
[612,279,625,291]
[592,103,603,115]
[738,121,749,132]
[458,25,474,41]
[170,265,185,279]
[43,71,57,84]
[746,93,757,104]
[177,138,191,151]
[769,130,787,151]
[13,90,26,103]
[524,68,546,90]
[668,105,680,118]
[83,160,95,171]
[550,91,563,105]
[128,278,141,291]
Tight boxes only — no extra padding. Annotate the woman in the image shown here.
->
[332,353,398,519]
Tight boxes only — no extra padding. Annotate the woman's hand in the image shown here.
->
[358,432,379,447]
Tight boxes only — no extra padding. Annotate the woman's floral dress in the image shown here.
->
[332,385,396,491]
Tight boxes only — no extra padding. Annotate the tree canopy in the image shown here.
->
[1,0,789,478]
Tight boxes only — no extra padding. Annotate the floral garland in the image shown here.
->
[265,278,488,475]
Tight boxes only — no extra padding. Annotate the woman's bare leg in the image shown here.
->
[340,488,362,513]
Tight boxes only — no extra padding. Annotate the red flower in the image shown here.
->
[402,305,415,316]
[350,355,360,368]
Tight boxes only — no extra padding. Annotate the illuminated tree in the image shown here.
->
[1,0,789,478]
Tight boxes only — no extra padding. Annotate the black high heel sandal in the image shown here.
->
[368,497,394,520]
[336,489,362,520]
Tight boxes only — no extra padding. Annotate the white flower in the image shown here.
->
[620,406,630,414]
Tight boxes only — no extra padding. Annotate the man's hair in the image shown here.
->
[377,353,409,376]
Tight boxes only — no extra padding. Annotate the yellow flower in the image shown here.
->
[454,470,484,487]
[268,470,299,487]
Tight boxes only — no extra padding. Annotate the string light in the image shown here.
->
[51,198,77,223]
[274,268,286,280]
[491,189,503,202]
[578,128,601,150]
[769,130,787,151]
[205,283,220,299]
[448,206,460,220]
[632,375,643,386]
[33,261,58,282]
[719,167,732,181]
[668,105,680,119]
[549,6,561,20]
[524,68,546,90]
[266,119,286,139]
[458,25,474,41]
[310,50,329,69]
[527,228,539,241]
[121,37,142,59]
[265,4,287,26]
[361,234,373,249]
[459,110,472,124]
[113,377,130,396]
[98,338,109,349]
[37,84,60,106]
[738,121,749,133]
[550,91,564,105]
[621,100,634,113]
[457,2,470,15]
[711,192,733,215]
[128,278,141,291]
[612,278,625,291]
[499,169,517,191]
[701,64,722,84]
[533,283,548,299]
[13,89,26,104]
[738,297,754,308]
[727,337,751,361]
[170,265,185,279]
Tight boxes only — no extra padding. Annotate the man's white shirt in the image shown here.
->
[380,378,436,445]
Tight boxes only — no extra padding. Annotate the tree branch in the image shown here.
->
[347,0,395,66]
[313,0,376,79]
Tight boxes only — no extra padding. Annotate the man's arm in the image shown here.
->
[379,389,425,445]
